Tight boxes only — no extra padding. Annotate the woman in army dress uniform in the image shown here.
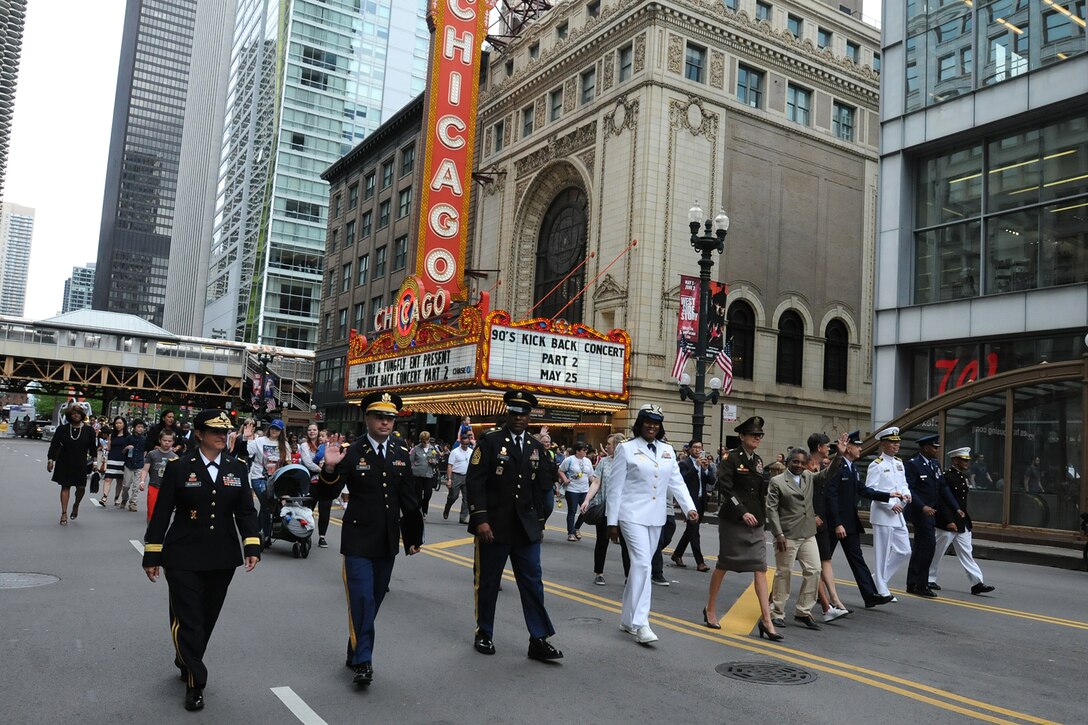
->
[46,402,98,525]
[703,416,782,641]
[141,409,261,711]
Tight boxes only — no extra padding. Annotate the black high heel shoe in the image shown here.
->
[702,608,721,630]
[757,620,783,642]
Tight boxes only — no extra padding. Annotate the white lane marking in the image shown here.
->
[35,459,41,462]
[89,498,103,508]
[270,687,328,725]
[129,539,143,554]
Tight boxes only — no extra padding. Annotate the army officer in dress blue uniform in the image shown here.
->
[142,409,261,712]
[904,433,960,598]
[467,390,563,661]
[320,391,424,687]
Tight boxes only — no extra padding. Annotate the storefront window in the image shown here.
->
[1009,382,1081,531]
[943,392,1007,525]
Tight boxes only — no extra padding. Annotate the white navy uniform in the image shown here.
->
[607,436,695,631]
[865,454,912,597]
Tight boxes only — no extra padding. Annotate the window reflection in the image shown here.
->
[915,221,982,303]
[944,392,1006,525]
[1010,382,1082,530]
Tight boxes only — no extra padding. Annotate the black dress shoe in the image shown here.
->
[352,662,373,685]
[927,582,941,591]
[184,687,204,711]
[905,584,918,594]
[794,615,821,630]
[866,594,896,607]
[917,587,938,598]
[474,632,495,655]
[527,636,563,661]
[771,618,786,627]
[971,583,995,595]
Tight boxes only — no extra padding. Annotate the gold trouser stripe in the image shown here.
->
[169,594,193,689]
[342,557,356,651]
[145,543,163,553]
[242,537,261,547]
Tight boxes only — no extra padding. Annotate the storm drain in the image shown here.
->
[0,572,60,589]
[715,662,817,685]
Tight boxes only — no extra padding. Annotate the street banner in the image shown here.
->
[673,275,728,380]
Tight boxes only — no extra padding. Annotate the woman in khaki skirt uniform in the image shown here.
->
[702,416,782,641]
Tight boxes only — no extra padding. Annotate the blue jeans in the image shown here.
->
[565,491,587,535]
[251,478,271,540]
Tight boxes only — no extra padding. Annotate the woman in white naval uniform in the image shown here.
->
[866,427,913,598]
[607,404,697,644]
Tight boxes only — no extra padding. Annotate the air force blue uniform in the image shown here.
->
[904,452,959,590]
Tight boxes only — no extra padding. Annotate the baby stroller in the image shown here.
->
[268,464,317,558]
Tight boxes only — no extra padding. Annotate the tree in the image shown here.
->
[32,394,102,421]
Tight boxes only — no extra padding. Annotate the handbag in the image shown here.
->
[581,499,606,526]
[89,471,100,494]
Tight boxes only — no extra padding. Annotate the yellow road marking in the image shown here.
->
[428,536,476,550]
[423,545,1059,725]
[716,567,774,635]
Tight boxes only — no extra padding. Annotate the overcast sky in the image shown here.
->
[4,0,880,321]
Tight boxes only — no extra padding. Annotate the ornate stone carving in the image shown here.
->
[484,127,493,157]
[504,115,512,146]
[603,96,639,138]
[534,96,546,129]
[514,121,597,178]
[669,97,718,139]
[592,273,626,303]
[667,34,683,74]
[602,51,614,91]
[578,148,595,174]
[710,49,725,89]
[563,77,577,112]
[634,33,646,73]
[515,177,531,207]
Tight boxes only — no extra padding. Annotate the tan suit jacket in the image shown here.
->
[766,471,817,540]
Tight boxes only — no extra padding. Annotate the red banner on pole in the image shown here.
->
[672,275,728,380]
[416,0,492,302]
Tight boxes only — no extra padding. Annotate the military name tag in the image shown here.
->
[662,451,673,459]
[356,462,370,471]
[392,460,406,467]
[185,473,201,488]
[737,466,748,473]
[223,475,242,487]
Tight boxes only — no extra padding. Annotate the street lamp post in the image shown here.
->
[678,201,729,444]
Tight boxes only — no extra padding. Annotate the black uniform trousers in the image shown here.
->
[474,537,554,640]
[829,533,880,604]
[165,567,235,689]
[673,504,705,565]
[906,512,937,588]
[651,514,677,579]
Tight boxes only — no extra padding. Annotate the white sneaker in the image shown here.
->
[635,625,659,644]
[823,607,847,623]
[620,624,638,635]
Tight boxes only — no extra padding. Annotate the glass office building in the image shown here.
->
[875,0,1088,537]
[202,0,429,347]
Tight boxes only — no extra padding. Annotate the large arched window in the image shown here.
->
[726,300,755,380]
[776,310,804,386]
[823,319,849,391]
[533,187,588,322]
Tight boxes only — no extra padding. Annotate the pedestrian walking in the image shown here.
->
[101,417,129,506]
[866,427,914,600]
[904,433,959,598]
[443,430,474,523]
[319,391,423,686]
[141,409,261,711]
[807,432,849,622]
[607,404,697,645]
[46,402,98,525]
[558,442,594,540]
[120,420,147,511]
[766,449,822,630]
[580,433,625,585]
[703,416,780,640]
[298,423,326,545]
[929,447,995,595]
[144,409,181,453]
[672,440,713,571]
[141,428,179,522]
[467,390,563,661]
[410,431,438,517]
[247,418,288,547]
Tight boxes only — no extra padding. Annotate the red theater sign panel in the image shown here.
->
[416,0,492,302]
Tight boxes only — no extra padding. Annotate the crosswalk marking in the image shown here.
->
[129,539,143,554]
[270,686,328,725]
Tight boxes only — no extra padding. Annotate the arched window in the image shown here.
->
[776,310,804,386]
[533,187,588,322]
[823,319,849,391]
[726,300,755,380]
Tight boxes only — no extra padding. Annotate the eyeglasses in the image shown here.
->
[748,433,765,439]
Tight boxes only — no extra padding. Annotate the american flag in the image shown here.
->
[716,340,733,395]
[672,335,691,381]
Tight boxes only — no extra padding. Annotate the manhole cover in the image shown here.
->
[715,662,817,685]
[0,572,60,589]
[569,617,602,625]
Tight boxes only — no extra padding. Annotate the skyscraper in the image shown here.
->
[0,201,33,316]
[93,0,237,328]
[62,263,96,314]
[0,0,27,205]
[202,0,429,347]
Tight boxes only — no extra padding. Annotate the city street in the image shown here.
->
[2,435,1084,725]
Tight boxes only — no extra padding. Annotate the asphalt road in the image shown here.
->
[1,436,1084,724]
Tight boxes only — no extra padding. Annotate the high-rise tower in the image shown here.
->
[0,0,27,205]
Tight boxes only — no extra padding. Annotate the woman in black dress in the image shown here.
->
[47,403,98,525]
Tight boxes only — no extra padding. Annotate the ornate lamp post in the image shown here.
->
[678,201,729,443]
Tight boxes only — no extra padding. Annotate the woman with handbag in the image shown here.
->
[559,442,594,541]
[580,433,625,586]
[46,403,98,525]
[100,417,129,506]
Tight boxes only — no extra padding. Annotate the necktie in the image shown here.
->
[515,435,522,453]
[377,443,385,461]
[648,443,656,455]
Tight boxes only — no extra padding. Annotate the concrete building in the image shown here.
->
[62,263,96,314]
[874,0,1088,536]
[202,0,430,348]
[469,0,881,453]
[316,95,424,433]
[0,201,33,316]
[0,0,26,205]
[93,0,237,328]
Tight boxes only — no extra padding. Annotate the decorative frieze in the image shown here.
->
[514,121,598,178]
